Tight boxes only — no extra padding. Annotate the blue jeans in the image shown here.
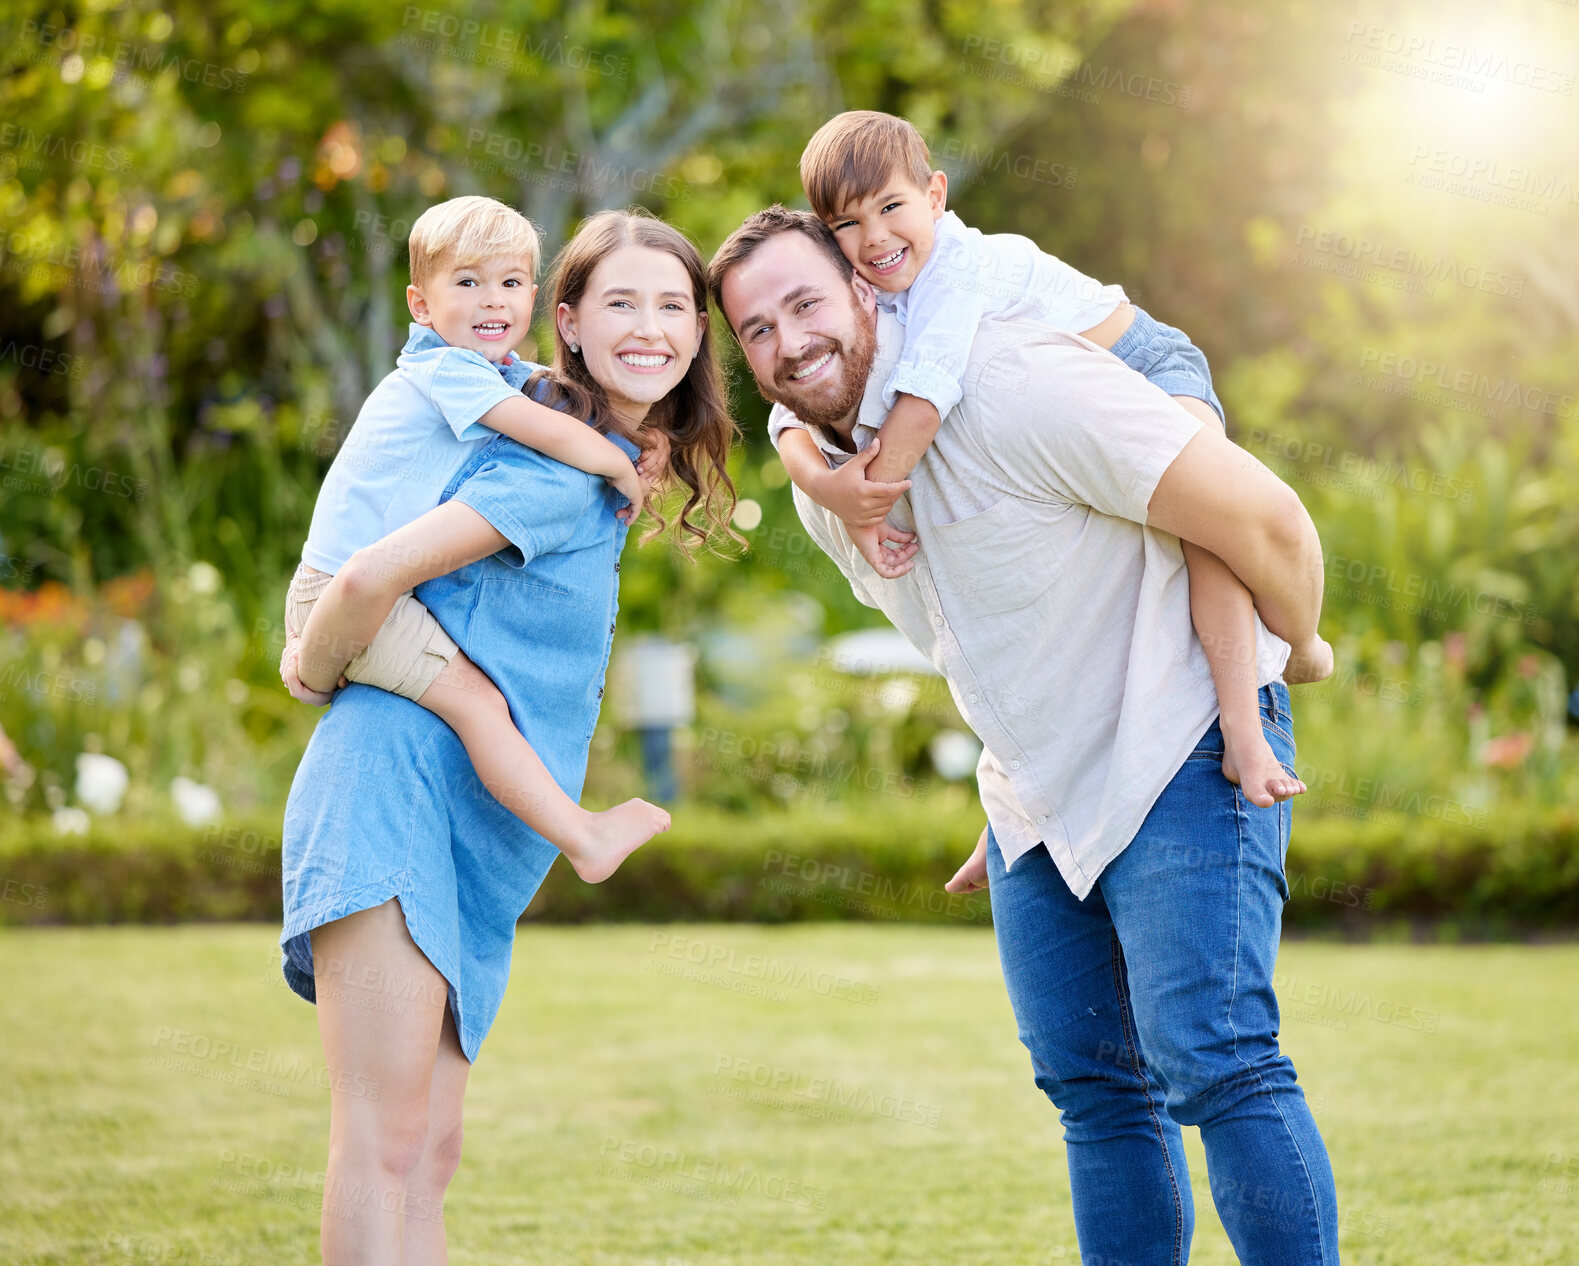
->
[987,682,1338,1265]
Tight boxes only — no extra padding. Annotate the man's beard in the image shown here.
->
[761,302,877,428]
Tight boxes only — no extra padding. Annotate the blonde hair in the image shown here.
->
[407,195,540,288]
[799,110,933,222]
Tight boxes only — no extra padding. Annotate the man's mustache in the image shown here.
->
[774,340,839,389]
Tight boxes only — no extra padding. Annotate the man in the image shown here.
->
[708,206,1340,1266]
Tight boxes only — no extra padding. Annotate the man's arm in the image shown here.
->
[1146,426,1324,652]
[294,502,509,693]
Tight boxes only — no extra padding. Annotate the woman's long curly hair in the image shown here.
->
[527,208,740,557]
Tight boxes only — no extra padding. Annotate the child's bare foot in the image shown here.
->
[1284,635,1334,686]
[1222,730,1305,808]
[562,798,671,883]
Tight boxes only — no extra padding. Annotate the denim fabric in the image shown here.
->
[280,428,638,1062]
[987,681,1338,1265]
[1110,307,1226,427]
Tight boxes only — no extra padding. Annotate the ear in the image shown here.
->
[852,270,878,317]
[927,169,949,218]
[555,301,578,351]
[407,283,433,327]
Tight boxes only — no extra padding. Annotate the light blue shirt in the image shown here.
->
[301,324,543,573]
[281,426,640,1061]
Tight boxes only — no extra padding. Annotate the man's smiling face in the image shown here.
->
[718,230,879,429]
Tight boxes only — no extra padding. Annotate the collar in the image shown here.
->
[402,322,531,386]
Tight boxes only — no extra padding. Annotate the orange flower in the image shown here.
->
[1478,731,1534,770]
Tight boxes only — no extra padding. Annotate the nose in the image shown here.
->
[629,300,662,342]
[777,315,813,362]
[860,218,886,251]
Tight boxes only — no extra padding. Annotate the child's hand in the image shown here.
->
[280,635,341,707]
[821,438,911,527]
[637,430,671,484]
[1283,635,1335,686]
[1221,727,1305,808]
[608,456,645,525]
[944,825,990,894]
[849,520,919,580]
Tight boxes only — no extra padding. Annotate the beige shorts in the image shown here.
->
[285,562,458,702]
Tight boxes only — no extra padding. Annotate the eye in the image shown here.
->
[663,300,686,311]
[503,278,521,287]
[831,219,856,233]
[795,298,818,314]
[609,298,633,309]
[881,200,902,213]
[749,324,771,341]
[457,277,476,287]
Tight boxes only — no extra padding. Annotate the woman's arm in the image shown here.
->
[295,502,509,694]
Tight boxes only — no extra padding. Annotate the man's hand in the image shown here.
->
[820,438,911,527]
[1283,635,1335,686]
[280,634,341,707]
[850,520,919,580]
[944,825,990,894]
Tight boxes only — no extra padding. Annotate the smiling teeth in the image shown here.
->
[475,322,506,331]
[620,353,669,367]
[871,249,904,268]
[790,351,832,379]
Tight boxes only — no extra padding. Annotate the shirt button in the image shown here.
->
[933,615,943,627]
[967,693,978,703]
[1010,760,1021,770]
[597,687,604,699]
[1037,815,1047,825]
[614,561,621,572]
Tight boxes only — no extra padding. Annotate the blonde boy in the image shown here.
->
[282,195,669,882]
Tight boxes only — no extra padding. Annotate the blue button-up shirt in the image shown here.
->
[280,423,638,1061]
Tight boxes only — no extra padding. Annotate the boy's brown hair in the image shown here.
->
[799,110,933,222]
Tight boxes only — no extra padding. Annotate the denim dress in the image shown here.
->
[279,428,636,1062]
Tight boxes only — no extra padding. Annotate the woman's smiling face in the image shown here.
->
[556,244,706,427]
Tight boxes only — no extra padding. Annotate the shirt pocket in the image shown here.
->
[927,495,1070,615]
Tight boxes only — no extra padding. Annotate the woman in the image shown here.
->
[277,209,736,1263]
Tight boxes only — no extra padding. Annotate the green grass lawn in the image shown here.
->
[2,924,1574,1265]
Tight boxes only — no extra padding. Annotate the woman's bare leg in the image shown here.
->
[402,1005,471,1265]
[311,898,450,1265]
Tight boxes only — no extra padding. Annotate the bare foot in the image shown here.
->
[1284,635,1335,686]
[1222,730,1306,808]
[562,798,671,883]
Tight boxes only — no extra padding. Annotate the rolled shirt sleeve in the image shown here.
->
[878,273,988,418]
[962,327,1205,523]
[418,346,531,443]
[444,438,601,569]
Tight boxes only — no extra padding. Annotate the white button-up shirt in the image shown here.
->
[772,312,1289,898]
